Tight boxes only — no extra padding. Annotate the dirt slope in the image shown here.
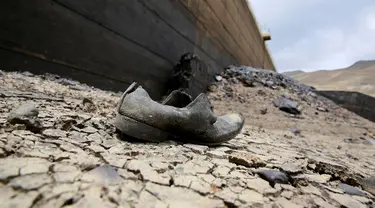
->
[283,60,375,97]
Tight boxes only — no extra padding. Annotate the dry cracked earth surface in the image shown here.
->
[0,69,375,208]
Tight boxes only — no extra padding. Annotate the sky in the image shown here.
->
[250,0,375,72]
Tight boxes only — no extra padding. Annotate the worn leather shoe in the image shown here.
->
[114,82,244,145]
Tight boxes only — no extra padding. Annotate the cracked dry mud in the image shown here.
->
[1,70,375,208]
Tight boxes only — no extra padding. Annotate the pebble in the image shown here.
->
[260,108,268,115]
[57,78,79,86]
[291,128,301,135]
[7,102,42,131]
[273,97,301,115]
[344,138,361,144]
[338,183,366,196]
[21,71,34,77]
[255,169,289,187]
[215,75,222,82]
[316,106,329,112]
[229,151,266,168]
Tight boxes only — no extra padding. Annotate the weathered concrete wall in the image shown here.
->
[318,91,375,122]
[0,0,274,99]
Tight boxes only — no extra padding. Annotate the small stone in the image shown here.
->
[343,138,361,144]
[22,71,34,77]
[316,106,329,112]
[82,98,97,113]
[7,102,42,132]
[215,75,223,81]
[260,108,268,115]
[245,79,256,87]
[273,97,301,115]
[229,77,239,84]
[291,128,301,135]
[183,144,209,154]
[255,169,289,187]
[338,183,367,196]
[42,129,67,138]
[345,153,358,160]
[229,151,266,168]
[57,78,79,86]
[265,80,274,87]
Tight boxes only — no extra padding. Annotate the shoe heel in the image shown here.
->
[114,115,170,142]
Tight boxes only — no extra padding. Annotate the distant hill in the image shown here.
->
[282,70,305,77]
[283,60,375,97]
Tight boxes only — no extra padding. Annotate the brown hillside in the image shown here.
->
[284,60,375,97]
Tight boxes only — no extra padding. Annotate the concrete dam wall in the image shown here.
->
[318,90,375,122]
[0,0,275,99]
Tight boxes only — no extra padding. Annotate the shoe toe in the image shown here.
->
[222,113,244,126]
